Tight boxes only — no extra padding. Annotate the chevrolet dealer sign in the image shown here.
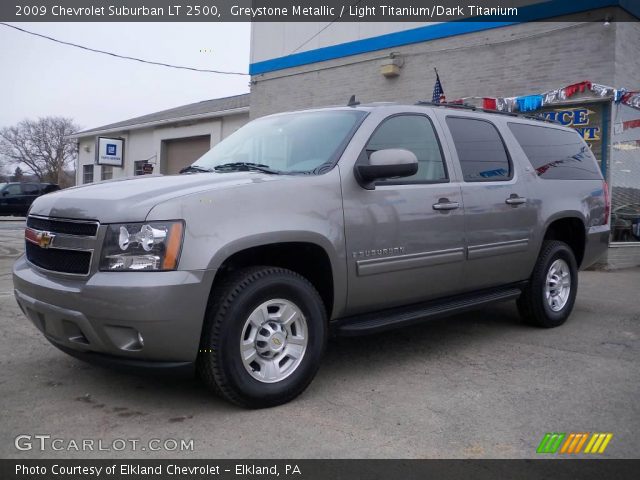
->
[96,137,124,167]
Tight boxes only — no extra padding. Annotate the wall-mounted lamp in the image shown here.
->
[380,53,404,78]
[603,15,612,26]
[83,145,91,153]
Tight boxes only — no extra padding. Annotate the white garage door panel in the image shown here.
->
[165,135,211,175]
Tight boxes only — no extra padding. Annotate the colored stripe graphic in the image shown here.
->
[537,433,566,453]
[560,433,589,454]
[538,432,613,454]
[584,433,613,454]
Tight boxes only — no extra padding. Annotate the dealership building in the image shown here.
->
[248,1,640,267]
[71,94,249,183]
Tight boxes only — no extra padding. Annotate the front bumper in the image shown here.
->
[13,255,215,364]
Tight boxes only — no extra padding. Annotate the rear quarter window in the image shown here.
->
[508,122,602,180]
[42,185,60,194]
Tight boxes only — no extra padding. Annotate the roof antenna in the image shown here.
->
[347,95,360,107]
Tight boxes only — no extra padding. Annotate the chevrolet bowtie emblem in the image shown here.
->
[38,231,54,248]
[25,228,55,249]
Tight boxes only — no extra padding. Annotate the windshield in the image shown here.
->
[192,110,366,174]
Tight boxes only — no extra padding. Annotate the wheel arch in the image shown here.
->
[541,214,587,268]
[206,232,343,320]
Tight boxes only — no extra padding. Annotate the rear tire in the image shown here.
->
[517,240,578,328]
[197,266,327,408]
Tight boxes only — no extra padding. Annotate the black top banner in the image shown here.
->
[1,0,638,22]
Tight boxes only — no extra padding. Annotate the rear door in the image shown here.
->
[343,113,466,314]
[438,114,538,290]
[20,183,42,214]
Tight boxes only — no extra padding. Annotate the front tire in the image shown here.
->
[197,266,327,408]
[517,240,578,328]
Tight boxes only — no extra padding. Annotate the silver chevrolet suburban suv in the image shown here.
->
[13,102,610,408]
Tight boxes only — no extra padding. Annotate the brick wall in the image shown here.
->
[593,244,640,270]
[614,21,640,89]
[250,21,623,119]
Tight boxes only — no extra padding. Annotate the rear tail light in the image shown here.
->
[603,180,610,225]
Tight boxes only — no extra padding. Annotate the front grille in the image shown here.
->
[26,242,92,275]
[25,216,98,275]
[27,216,98,237]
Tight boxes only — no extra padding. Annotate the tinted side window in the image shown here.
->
[21,184,41,195]
[42,185,59,194]
[508,123,602,180]
[446,117,511,182]
[3,184,22,195]
[366,115,447,183]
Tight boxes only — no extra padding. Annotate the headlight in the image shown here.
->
[100,221,184,271]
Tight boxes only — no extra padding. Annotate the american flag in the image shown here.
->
[432,70,446,104]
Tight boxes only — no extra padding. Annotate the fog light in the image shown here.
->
[104,326,144,351]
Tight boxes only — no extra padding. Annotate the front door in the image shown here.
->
[342,113,466,315]
[0,184,23,215]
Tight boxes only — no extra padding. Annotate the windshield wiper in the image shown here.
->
[179,165,213,174]
[213,162,281,174]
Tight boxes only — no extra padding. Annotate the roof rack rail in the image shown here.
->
[415,100,561,124]
[416,100,480,111]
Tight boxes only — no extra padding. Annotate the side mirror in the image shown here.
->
[355,148,418,189]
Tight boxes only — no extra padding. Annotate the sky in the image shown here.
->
[0,22,251,132]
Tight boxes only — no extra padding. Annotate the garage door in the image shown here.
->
[164,135,211,174]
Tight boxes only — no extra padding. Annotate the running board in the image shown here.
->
[333,285,524,336]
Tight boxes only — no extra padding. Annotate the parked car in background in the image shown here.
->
[0,182,60,217]
[611,203,640,242]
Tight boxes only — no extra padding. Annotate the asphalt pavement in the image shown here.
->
[0,219,638,458]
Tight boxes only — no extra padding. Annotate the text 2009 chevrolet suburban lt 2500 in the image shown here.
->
[13,102,610,408]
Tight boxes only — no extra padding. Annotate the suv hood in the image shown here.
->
[29,172,280,223]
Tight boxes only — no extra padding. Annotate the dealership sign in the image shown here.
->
[96,137,124,167]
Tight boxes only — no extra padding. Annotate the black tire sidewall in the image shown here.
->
[216,271,326,405]
[535,243,578,325]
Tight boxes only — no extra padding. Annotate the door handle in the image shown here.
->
[432,199,460,211]
[505,195,527,206]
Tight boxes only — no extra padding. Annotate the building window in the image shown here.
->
[83,165,94,184]
[446,117,511,182]
[610,104,640,243]
[134,161,147,176]
[101,165,113,181]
